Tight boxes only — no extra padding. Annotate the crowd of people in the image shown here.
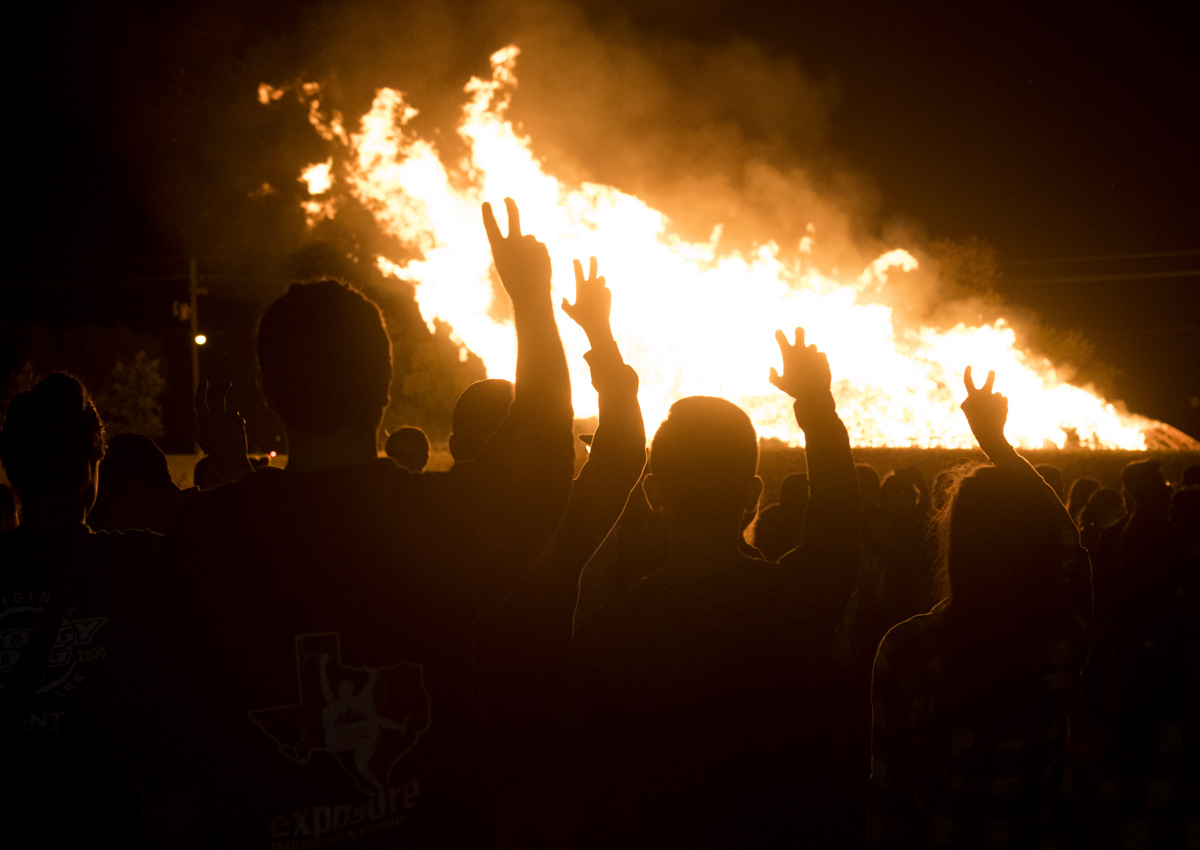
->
[1,198,1196,848]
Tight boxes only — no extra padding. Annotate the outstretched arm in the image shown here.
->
[773,328,859,592]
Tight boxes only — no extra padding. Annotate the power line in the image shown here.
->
[1005,249,1200,266]
[1005,269,1200,286]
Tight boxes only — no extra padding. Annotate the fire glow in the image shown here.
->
[270,46,1158,450]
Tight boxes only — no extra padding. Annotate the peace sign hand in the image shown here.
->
[561,256,613,347]
[482,197,552,308]
[960,365,1009,449]
[769,327,831,401]
[195,380,251,478]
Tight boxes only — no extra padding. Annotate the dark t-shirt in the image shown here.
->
[567,555,836,847]
[0,522,160,844]
[137,452,570,848]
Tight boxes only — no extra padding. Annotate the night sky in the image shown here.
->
[5,0,1198,443]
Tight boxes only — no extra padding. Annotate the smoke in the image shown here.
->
[58,0,897,279]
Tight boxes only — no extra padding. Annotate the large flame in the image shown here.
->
[279,46,1155,449]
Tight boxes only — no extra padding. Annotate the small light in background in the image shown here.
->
[194,334,208,345]
[269,450,277,458]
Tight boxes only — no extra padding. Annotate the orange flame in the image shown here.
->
[280,46,1156,449]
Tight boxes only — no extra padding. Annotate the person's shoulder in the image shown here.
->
[876,606,945,662]
[89,527,162,559]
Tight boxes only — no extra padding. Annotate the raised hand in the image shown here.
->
[195,380,251,477]
[960,365,1009,449]
[769,327,832,401]
[561,256,613,348]
[482,197,552,308]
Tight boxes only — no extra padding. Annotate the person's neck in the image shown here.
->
[19,497,88,531]
[284,425,379,473]
[657,514,747,578]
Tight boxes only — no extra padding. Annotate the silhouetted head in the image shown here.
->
[856,464,881,512]
[880,472,919,515]
[193,455,224,491]
[778,473,809,512]
[89,433,178,531]
[385,426,431,473]
[938,464,1061,614]
[1065,476,1101,523]
[1080,487,1124,530]
[449,379,514,462]
[100,433,174,490]
[0,373,105,516]
[1183,465,1200,489]
[644,396,761,525]
[1034,464,1066,501]
[1121,459,1171,514]
[257,280,392,437]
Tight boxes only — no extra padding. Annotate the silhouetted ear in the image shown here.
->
[643,473,664,512]
[743,475,764,514]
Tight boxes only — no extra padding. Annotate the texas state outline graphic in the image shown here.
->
[249,632,432,794]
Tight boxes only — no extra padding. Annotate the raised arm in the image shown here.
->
[475,256,643,847]
[772,328,859,586]
[195,381,254,484]
[961,366,1067,516]
[481,198,573,431]
[461,199,575,565]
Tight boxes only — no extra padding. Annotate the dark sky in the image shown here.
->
[6,0,1199,438]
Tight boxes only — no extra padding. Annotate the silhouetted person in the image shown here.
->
[1066,476,1101,527]
[135,198,574,847]
[869,368,1092,848]
[750,471,809,561]
[568,327,858,847]
[449,379,514,463]
[192,454,224,490]
[0,373,159,846]
[384,426,431,473]
[88,432,191,533]
[477,255,646,847]
[1080,487,1124,552]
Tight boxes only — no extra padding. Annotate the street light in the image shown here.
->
[194,334,207,345]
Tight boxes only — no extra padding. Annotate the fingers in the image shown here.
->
[218,381,232,414]
[589,255,597,281]
[573,258,584,288]
[503,197,521,238]
[774,328,789,355]
[194,380,209,414]
[963,365,998,395]
[769,367,782,389]
[560,296,574,316]
[794,326,806,350]
[481,202,501,248]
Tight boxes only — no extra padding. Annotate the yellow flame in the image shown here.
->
[283,46,1154,449]
[300,159,334,195]
[257,83,285,104]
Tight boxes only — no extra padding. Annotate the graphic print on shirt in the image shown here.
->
[249,632,432,794]
[1,592,109,708]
